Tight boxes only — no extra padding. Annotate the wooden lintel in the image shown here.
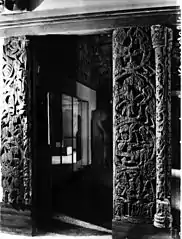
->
[0,6,180,37]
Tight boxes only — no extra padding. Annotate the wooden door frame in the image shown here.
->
[0,6,180,37]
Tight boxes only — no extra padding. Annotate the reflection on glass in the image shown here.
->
[47,92,51,145]
[51,93,89,170]
[62,94,74,164]
[80,101,89,166]
[51,93,61,164]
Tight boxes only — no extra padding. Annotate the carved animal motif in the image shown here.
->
[113,27,156,222]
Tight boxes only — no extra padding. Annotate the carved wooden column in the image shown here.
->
[0,38,4,203]
[0,36,32,234]
[151,25,173,229]
[112,27,156,226]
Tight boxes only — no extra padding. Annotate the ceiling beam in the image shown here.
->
[0,6,180,37]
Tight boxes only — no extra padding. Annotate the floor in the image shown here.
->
[0,225,178,239]
[0,217,179,239]
[0,232,111,239]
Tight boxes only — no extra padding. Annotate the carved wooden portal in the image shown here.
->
[0,27,174,232]
[113,26,173,227]
[0,36,31,208]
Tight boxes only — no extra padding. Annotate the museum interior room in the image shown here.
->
[0,1,181,239]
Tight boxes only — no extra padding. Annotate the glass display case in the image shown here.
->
[49,92,89,171]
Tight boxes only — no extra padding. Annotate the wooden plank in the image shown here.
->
[0,7,180,37]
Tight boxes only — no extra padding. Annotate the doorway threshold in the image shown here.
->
[53,213,112,234]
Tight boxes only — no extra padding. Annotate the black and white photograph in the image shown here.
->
[0,1,181,239]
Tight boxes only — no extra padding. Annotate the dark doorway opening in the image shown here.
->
[32,34,113,235]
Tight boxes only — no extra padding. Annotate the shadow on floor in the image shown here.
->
[51,219,111,236]
[52,165,112,233]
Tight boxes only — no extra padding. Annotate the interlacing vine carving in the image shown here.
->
[151,25,173,229]
[113,27,156,222]
[0,36,31,208]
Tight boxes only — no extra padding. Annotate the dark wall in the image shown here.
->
[33,35,77,95]
[172,96,180,169]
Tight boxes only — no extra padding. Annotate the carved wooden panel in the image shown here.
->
[0,36,31,208]
[113,27,156,223]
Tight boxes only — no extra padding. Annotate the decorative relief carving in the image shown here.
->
[151,25,167,203]
[166,28,173,204]
[0,36,31,208]
[151,25,173,229]
[150,25,167,48]
[113,27,156,222]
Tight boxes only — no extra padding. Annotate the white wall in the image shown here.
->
[76,81,96,165]
[35,0,178,13]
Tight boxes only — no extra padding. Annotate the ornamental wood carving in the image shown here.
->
[166,28,173,209]
[113,27,156,222]
[151,25,167,203]
[151,25,173,229]
[0,36,31,208]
